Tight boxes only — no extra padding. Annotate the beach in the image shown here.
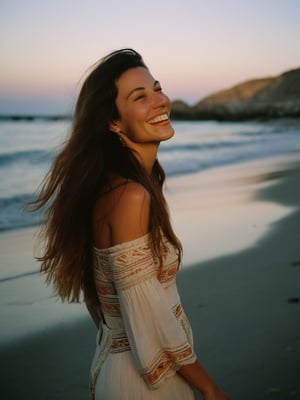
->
[1,152,300,399]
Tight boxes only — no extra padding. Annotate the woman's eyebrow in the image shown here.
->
[126,87,145,99]
[126,80,161,99]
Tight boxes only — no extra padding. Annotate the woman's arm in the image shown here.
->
[178,361,229,399]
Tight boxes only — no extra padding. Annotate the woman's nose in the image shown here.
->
[153,92,169,109]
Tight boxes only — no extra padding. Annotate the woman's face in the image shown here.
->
[112,67,174,144]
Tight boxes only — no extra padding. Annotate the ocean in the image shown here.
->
[1,118,300,232]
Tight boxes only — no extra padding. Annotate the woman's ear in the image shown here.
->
[109,121,121,133]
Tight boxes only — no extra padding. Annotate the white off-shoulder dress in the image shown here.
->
[90,233,197,400]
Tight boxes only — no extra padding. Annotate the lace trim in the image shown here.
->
[94,233,179,292]
[93,232,151,254]
[142,343,195,387]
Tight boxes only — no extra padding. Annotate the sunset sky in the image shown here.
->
[1,0,300,114]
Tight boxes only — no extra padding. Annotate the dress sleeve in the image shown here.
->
[107,235,197,389]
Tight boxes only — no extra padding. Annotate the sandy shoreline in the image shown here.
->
[1,154,300,399]
[178,162,300,399]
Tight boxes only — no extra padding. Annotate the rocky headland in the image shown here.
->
[171,67,300,121]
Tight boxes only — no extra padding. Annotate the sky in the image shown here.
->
[1,0,300,114]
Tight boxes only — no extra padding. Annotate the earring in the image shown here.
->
[118,135,125,147]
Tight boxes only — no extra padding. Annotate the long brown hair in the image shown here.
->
[30,49,182,303]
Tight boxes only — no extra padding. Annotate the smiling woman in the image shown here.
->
[109,67,175,173]
[28,49,229,400]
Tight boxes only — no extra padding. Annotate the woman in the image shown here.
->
[32,49,228,399]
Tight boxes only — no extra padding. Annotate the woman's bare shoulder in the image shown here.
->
[111,181,150,219]
[109,181,151,244]
[119,180,150,201]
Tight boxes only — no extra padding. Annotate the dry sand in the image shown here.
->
[0,155,299,399]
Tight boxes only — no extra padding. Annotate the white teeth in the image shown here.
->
[148,114,168,124]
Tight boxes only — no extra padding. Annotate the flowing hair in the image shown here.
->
[29,49,182,305]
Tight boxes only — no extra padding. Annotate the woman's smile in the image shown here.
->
[147,113,170,124]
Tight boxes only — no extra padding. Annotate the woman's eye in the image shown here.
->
[155,87,162,92]
[134,94,146,101]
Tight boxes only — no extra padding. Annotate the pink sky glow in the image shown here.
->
[1,0,300,114]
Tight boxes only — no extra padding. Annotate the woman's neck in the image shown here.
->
[132,142,159,175]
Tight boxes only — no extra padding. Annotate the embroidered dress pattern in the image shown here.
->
[90,233,196,399]
[142,342,194,386]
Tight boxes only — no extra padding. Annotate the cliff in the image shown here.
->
[171,68,300,120]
